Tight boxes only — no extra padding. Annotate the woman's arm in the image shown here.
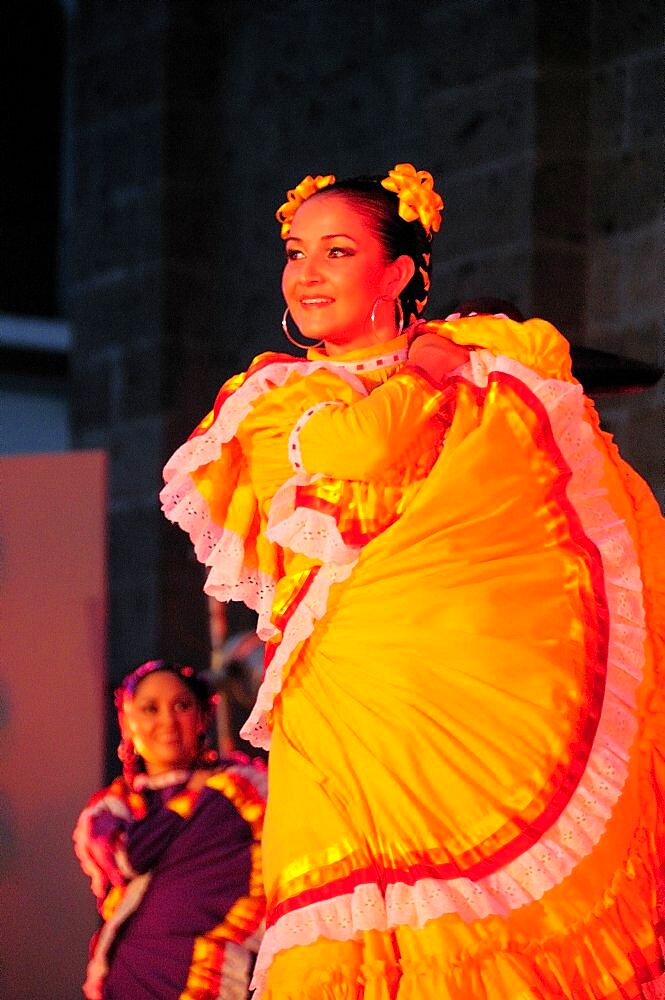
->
[297,346,468,481]
[73,784,136,899]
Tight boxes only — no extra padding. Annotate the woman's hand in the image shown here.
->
[73,806,130,899]
[408,333,470,382]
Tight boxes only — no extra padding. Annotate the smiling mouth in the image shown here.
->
[300,297,334,307]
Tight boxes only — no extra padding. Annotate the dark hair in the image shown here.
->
[454,297,525,323]
[115,659,217,783]
[311,177,434,325]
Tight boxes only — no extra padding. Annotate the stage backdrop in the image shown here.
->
[0,450,107,1000]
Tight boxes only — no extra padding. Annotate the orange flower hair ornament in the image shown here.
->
[381,163,444,235]
[275,164,443,239]
[276,174,336,238]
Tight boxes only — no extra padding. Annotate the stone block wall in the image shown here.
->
[67,3,226,714]
[422,0,538,316]
[584,2,663,495]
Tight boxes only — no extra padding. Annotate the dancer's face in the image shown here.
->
[282,193,412,356]
[121,671,204,775]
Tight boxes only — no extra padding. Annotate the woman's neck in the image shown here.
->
[320,327,402,358]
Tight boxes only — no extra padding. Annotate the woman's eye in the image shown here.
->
[285,247,304,261]
[328,246,354,258]
[175,700,193,712]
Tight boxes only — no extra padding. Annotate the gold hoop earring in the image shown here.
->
[370,295,404,337]
[282,308,323,350]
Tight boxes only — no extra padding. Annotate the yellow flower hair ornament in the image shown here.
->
[381,163,444,236]
[276,174,336,238]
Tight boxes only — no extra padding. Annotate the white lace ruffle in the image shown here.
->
[239,559,357,749]
[204,533,279,641]
[162,359,368,485]
[266,477,361,567]
[265,397,367,565]
[249,352,648,998]
[161,358,369,624]
[288,400,346,474]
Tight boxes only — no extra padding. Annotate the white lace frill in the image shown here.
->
[265,398,363,566]
[161,358,369,641]
[265,475,362,569]
[249,350,648,998]
[287,399,347,475]
[239,558,358,749]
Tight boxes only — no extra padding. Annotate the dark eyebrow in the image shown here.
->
[285,233,358,243]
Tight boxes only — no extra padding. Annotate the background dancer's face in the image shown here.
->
[282,192,414,356]
[120,670,205,775]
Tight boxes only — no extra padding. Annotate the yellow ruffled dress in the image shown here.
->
[161,317,665,999]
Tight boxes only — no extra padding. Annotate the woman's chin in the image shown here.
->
[292,321,329,343]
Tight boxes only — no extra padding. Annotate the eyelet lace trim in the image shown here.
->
[163,359,368,486]
[288,400,345,474]
[266,481,361,567]
[310,347,407,373]
[161,358,373,635]
[239,559,358,750]
[248,350,649,997]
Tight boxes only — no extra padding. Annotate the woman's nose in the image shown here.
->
[300,254,322,282]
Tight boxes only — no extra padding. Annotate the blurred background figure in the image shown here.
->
[73,659,266,1000]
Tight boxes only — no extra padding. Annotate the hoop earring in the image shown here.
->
[282,308,323,350]
[370,295,404,337]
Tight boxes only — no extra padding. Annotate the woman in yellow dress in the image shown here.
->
[161,165,664,998]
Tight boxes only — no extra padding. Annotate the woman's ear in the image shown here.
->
[385,254,416,297]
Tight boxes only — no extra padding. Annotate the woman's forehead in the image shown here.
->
[289,191,373,239]
[131,670,191,699]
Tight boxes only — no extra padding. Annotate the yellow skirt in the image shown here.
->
[256,370,665,998]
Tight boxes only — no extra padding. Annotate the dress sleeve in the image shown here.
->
[296,368,452,481]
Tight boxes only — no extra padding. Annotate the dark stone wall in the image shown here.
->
[65,0,663,768]
[584,1,663,495]
[67,4,222,699]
